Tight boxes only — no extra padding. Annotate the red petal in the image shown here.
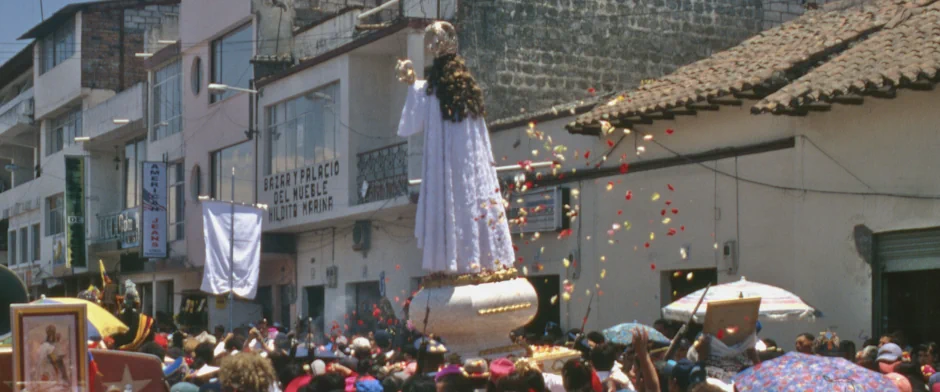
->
[661,209,667,216]
[395,264,401,271]
[607,139,615,147]
[513,245,520,251]
[665,200,672,205]
[588,87,596,94]
[625,191,633,200]
[680,225,685,231]
[650,263,656,270]
[666,128,675,135]
[584,150,591,159]
[672,208,678,214]
[617,210,623,215]
[668,228,677,236]
[524,181,533,189]
[619,163,629,174]
[644,242,650,248]
[667,184,675,191]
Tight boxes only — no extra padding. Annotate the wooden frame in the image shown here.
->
[10,303,88,392]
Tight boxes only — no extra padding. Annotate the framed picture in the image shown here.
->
[10,303,88,392]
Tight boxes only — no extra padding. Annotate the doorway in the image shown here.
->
[347,281,381,334]
[874,228,940,344]
[255,286,273,322]
[524,275,561,337]
[305,286,325,339]
[663,268,718,304]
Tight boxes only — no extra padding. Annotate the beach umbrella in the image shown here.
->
[661,277,817,323]
[602,322,670,346]
[32,297,128,338]
[733,352,899,391]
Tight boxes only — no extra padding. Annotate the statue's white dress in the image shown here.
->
[398,80,514,274]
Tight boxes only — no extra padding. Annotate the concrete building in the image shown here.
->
[0,0,180,307]
[487,0,940,344]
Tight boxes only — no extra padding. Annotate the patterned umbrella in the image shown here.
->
[733,352,899,392]
[661,277,817,323]
[602,322,670,346]
[32,297,129,338]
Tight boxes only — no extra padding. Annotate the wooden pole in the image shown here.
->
[665,283,711,360]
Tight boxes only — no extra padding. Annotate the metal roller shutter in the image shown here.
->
[875,228,940,273]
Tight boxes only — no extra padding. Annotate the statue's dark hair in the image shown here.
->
[425,53,485,122]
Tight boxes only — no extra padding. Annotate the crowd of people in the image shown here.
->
[114,316,940,392]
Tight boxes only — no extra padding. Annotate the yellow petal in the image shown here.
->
[650,232,655,241]
[662,217,671,224]
[600,269,607,279]
[563,258,571,268]
[651,192,661,201]
[562,292,571,301]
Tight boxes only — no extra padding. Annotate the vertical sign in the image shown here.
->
[142,162,167,258]
[64,156,86,268]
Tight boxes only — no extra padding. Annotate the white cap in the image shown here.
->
[311,359,327,376]
[352,337,372,352]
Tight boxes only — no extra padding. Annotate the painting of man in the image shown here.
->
[12,304,86,392]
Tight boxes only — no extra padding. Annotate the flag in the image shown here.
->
[200,201,263,300]
[99,259,112,286]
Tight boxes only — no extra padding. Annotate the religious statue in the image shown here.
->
[396,21,515,275]
[397,21,537,359]
[111,280,155,351]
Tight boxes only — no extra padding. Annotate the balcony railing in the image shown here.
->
[84,83,147,140]
[0,88,35,137]
[95,208,140,249]
[356,142,408,204]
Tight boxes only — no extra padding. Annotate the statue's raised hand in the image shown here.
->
[396,59,416,85]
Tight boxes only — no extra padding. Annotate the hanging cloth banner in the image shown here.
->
[64,156,86,268]
[200,201,263,300]
[142,161,168,258]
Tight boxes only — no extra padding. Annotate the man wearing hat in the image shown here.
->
[878,343,904,374]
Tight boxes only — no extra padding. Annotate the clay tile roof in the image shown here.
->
[754,1,940,113]
[571,0,916,130]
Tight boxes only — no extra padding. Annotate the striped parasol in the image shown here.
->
[661,277,818,323]
[32,297,129,338]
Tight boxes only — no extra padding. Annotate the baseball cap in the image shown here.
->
[490,358,515,380]
[878,343,903,363]
[671,359,707,389]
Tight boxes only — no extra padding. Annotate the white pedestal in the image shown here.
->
[409,278,538,359]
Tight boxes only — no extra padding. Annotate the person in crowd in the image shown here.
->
[794,333,815,354]
[401,374,436,392]
[878,343,904,374]
[216,352,278,392]
[918,343,938,368]
[140,341,167,362]
[215,325,227,342]
[589,343,633,390]
[561,358,597,392]
[856,345,880,371]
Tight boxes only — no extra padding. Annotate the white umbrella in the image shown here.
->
[662,277,817,323]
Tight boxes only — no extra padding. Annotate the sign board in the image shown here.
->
[261,160,342,227]
[141,162,167,258]
[64,156,86,268]
[507,186,570,233]
[703,297,761,346]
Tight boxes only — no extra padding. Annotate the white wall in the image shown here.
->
[180,0,252,45]
[33,13,83,120]
[488,88,940,345]
[295,218,422,328]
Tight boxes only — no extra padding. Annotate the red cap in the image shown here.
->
[154,333,168,349]
[490,358,515,380]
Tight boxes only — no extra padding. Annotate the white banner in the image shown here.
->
[142,162,168,258]
[201,200,263,300]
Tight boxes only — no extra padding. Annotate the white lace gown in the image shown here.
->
[398,80,515,274]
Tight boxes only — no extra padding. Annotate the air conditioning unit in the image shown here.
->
[352,220,371,252]
[325,266,338,288]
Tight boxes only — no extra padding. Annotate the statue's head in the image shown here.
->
[425,21,457,58]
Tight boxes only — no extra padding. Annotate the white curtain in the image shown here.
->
[201,201,263,299]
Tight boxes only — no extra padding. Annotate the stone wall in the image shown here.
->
[457,0,818,121]
[81,4,179,92]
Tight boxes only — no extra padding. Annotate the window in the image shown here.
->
[31,224,39,262]
[210,24,253,103]
[191,57,202,96]
[7,231,15,265]
[46,108,82,156]
[266,83,339,175]
[124,139,147,208]
[168,162,185,241]
[18,227,27,264]
[211,142,253,204]
[46,195,64,236]
[41,18,75,74]
[152,60,182,141]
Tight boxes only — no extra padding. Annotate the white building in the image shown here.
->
[487,0,940,344]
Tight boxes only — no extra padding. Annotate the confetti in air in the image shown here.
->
[687,272,694,281]
[625,191,633,200]
[637,146,646,154]
[562,292,572,301]
[650,232,656,241]
[620,163,629,174]
[651,192,661,201]
[551,295,559,304]
[643,134,654,141]
[662,217,672,224]
[600,255,607,262]
[601,269,607,279]
[563,258,571,268]
[650,263,657,270]
[666,128,675,135]
[680,247,688,260]
[667,184,675,191]
[606,182,614,191]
